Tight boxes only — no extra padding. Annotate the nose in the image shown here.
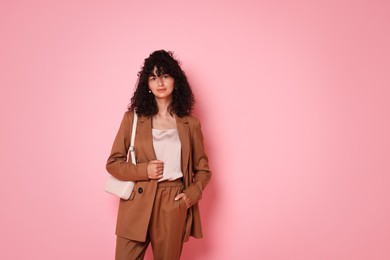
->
[157,77,163,86]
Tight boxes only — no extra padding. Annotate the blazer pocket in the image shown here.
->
[179,198,189,211]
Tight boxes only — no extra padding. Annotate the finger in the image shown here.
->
[154,166,164,171]
[150,160,164,164]
[155,172,164,178]
[153,166,163,172]
[152,175,163,180]
[174,193,185,201]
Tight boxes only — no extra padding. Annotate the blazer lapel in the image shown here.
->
[138,115,157,161]
[176,116,190,179]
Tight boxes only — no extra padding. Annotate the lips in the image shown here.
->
[157,88,166,93]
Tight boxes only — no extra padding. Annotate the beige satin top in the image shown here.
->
[152,128,183,182]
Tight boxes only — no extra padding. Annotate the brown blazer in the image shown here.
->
[106,111,211,242]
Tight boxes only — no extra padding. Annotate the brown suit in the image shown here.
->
[106,111,211,242]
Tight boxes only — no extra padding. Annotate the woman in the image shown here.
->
[106,50,211,260]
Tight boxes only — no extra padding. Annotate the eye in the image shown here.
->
[149,76,156,81]
[162,74,170,79]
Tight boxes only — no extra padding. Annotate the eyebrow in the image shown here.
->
[148,73,169,77]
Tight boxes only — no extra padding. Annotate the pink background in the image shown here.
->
[1,1,389,259]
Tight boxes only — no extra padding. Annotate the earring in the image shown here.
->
[148,90,151,93]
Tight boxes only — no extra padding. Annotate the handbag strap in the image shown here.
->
[129,111,138,165]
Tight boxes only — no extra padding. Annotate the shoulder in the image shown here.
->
[118,110,136,127]
[182,115,204,134]
[185,115,200,125]
[123,110,135,120]
[180,115,201,129]
[124,110,135,116]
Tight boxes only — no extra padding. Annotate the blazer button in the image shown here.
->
[138,187,143,194]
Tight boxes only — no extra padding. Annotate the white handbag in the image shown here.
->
[104,112,138,200]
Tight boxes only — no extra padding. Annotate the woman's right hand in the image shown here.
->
[147,160,164,180]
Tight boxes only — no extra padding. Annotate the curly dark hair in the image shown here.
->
[128,50,195,117]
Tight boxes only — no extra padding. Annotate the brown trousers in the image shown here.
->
[115,179,188,260]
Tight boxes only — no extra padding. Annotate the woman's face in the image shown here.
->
[148,67,175,101]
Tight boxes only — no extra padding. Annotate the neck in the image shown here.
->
[155,98,172,117]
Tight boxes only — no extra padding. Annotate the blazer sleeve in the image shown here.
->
[184,118,212,206]
[106,111,149,181]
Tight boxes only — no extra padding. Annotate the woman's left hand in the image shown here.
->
[174,193,191,209]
